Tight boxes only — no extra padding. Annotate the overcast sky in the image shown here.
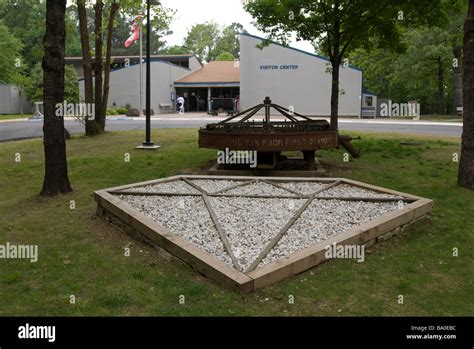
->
[159,0,315,54]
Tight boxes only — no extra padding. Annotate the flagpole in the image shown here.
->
[139,17,143,117]
[137,0,160,150]
[144,0,152,145]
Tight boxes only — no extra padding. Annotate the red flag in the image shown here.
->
[124,22,139,48]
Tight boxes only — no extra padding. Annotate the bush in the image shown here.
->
[107,108,118,115]
[25,63,79,103]
[116,107,128,115]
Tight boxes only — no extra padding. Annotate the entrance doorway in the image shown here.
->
[175,88,208,112]
[175,86,240,113]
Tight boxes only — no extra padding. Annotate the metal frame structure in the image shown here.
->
[199,97,359,170]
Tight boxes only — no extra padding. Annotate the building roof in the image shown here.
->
[362,88,377,96]
[175,61,240,84]
[65,54,200,69]
[65,54,194,62]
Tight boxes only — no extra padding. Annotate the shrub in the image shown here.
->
[116,107,128,115]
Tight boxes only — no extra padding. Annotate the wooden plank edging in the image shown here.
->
[94,175,434,292]
[94,190,254,292]
[246,198,433,289]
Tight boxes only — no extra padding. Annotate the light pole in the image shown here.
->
[139,13,143,117]
[137,0,161,150]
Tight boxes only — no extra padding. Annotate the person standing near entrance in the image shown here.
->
[235,95,240,113]
[177,95,185,114]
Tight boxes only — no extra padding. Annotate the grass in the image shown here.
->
[0,129,472,316]
[0,114,126,121]
[388,114,462,122]
[0,114,31,121]
[420,114,463,122]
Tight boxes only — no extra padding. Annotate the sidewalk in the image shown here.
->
[105,113,463,127]
[0,113,463,127]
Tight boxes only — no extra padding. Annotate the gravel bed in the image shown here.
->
[318,184,404,199]
[259,199,400,268]
[114,178,410,272]
[118,194,233,266]
[209,196,306,271]
[190,179,247,194]
[123,179,201,194]
[275,181,329,195]
[222,180,296,197]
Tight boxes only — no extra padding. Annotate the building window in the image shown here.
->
[364,96,373,108]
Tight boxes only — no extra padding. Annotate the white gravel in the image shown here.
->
[318,184,404,199]
[222,180,296,196]
[276,181,329,195]
[189,179,247,194]
[123,179,201,194]
[259,199,400,267]
[113,178,410,272]
[118,194,233,266]
[209,196,306,271]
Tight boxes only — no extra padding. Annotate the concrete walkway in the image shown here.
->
[0,113,463,142]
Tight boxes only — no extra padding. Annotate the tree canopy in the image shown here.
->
[216,52,235,61]
[0,20,22,84]
[183,21,220,62]
[349,0,467,114]
[183,22,244,62]
[244,0,443,128]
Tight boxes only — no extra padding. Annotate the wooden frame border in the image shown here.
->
[94,175,433,293]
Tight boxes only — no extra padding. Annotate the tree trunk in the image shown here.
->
[330,57,341,130]
[101,2,120,120]
[458,0,474,189]
[435,56,445,115]
[94,0,105,131]
[40,0,72,196]
[452,45,463,114]
[77,0,100,136]
[19,90,23,115]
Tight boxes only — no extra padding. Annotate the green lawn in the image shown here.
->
[394,114,462,122]
[418,114,462,122]
[0,129,472,316]
[0,114,32,121]
[348,115,462,122]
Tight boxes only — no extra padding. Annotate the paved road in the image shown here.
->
[0,117,462,142]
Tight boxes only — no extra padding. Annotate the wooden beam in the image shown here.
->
[108,190,201,197]
[94,190,253,292]
[182,177,210,195]
[244,193,316,272]
[313,196,416,203]
[259,178,303,196]
[247,198,433,290]
[212,179,258,194]
[102,175,182,192]
[210,193,308,199]
[201,194,241,271]
[312,180,342,195]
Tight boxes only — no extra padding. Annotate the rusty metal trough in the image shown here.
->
[199,97,360,170]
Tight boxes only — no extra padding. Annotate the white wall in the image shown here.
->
[188,55,202,71]
[240,34,362,117]
[79,61,191,113]
[0,85,32,114]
